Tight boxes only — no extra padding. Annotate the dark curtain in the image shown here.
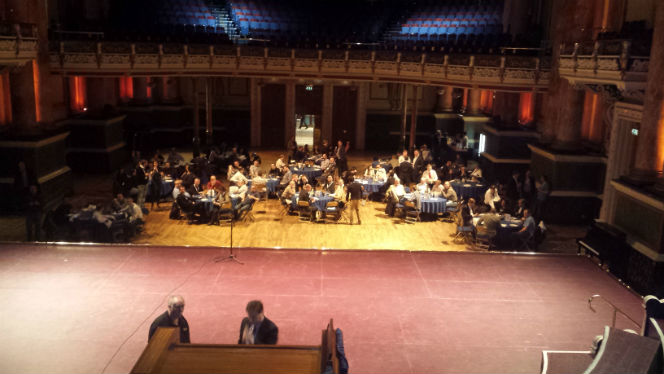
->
[261,84,286,148]
[332,86,357,144]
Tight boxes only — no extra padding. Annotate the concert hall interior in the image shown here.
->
[1,0,664,373]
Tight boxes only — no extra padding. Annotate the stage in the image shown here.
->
[0,243,643,373]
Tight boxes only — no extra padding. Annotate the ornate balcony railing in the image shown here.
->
[0,22,39,63]
[49,41,550,88]
[558,39,649,91]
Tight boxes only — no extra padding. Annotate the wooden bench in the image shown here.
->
[132,319,340,374]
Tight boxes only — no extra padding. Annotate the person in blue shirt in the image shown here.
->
[511,209,536,246]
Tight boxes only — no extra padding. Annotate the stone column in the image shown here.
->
[468,87,481,115]
[204,78,213,145]
[434,87,445,112]
[192,78,200,156]
[442,85,453,112]
[249,78,261,148]
[552,83,584,148]
[355,82,367,151]
[631,1,664,182]
[87,78,118,112]
[9,63,37,125]
[133,77,149,104]
[284,81,295,148]
[321,83,333,145]
[162,77,179,103]
[409,85,420,149]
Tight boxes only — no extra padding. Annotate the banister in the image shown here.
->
[588,294,641,329]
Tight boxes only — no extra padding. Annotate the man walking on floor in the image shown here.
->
[346,176,364,225]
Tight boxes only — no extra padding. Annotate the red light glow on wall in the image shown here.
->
[69,76,87,113]
[32,60,41,122]
[0,71,12,125]
[518,91,534,125]
[581,91,604,143]
[119,76,133,100]
[480,90,493,113]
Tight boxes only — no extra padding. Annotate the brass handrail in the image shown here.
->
[588,294,641,329]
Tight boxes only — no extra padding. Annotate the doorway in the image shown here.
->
[295,114,317,147]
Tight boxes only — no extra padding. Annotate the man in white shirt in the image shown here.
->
[249,160,262,178]
[442,181,458,208]
[230,169,249,185]
[416,178,429,194]
[365,164,387,182]
[275,155,286,169]
[229,179,248,200]
[126,197,144,223]
[421,164,438,185]
[398,150,410,164]
[484,185,501,210]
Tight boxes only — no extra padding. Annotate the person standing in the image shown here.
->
[134,160,148,208]
[345,177,364,225]
[334,140,349,174]
[149,295,190,343]
[239,300,278,345]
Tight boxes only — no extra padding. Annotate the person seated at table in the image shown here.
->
[249,160,262,178]
[162,162,176,178]
[173,181,187,200]
[294,146,306,162]
[227,160,245,180]
[416,178,429,195]
[167,148,185,164]
[398,150,411,164]
[235,189,260,220]
[278,166,292,190]
[176,186,200,220]
[332,179,346,208]
[251,172,268,200]
[229,179,248,200]
[229,167,249,186]
[319,154,330,170]
[188,178,203,197]
[298,184,316,220]
[484,185,501,211]
[317,157,336,185]
[385,179,406,217]
[296,174,309,192]
[206,175,222,191]
[431,180,444,197]
[459,201,473,227]
[125,197,144,224]
[267,163,280,177]
[441,181,458,208]
[511,209,536,245]
[468,198,480,217]
[476,209,501,239]
[275,154,286,170]
[457,166,469,180]
[281,181,297,208]
[513,198,527,218]
[322,175,335,194]
[112,193,129,212]
[421,164,438,185]
[470,166,483,181]
[365,163,387,182]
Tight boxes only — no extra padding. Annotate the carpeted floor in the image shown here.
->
[0,243,643,373]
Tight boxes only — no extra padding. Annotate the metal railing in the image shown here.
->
[588,294,641,329]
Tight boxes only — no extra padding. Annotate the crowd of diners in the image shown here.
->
[13,135,550,247]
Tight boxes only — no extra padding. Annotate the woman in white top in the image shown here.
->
[416,178,430,194]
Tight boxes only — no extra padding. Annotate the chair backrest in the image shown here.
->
[405,200,416,209]
[220,201,232,210]
[298,200,310,207]
[326,201,339,208]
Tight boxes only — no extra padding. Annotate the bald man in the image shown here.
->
[149,295,190,343]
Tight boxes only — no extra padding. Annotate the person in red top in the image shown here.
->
[206,175,222,191]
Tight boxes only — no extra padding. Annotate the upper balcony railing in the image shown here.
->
[0,21,39,63]
[49,40,550,89]
[558,39,649,90]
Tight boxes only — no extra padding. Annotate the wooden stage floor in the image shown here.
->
[136,199,468,251]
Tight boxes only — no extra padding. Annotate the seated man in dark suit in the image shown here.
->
[238,300,278,345]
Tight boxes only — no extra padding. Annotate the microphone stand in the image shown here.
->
[214,212,244,264]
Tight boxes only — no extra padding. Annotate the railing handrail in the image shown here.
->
[588,294,642,329]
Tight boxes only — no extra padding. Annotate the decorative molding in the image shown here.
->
[528,144,607,164]
[481,125,541,138]
[614,102,643,122]
[611,180,664,212]
[549,190,599,198]
[0,132,70,148]
[480,152,531,164]
[67,141,126,153]
[37,166,72,184]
